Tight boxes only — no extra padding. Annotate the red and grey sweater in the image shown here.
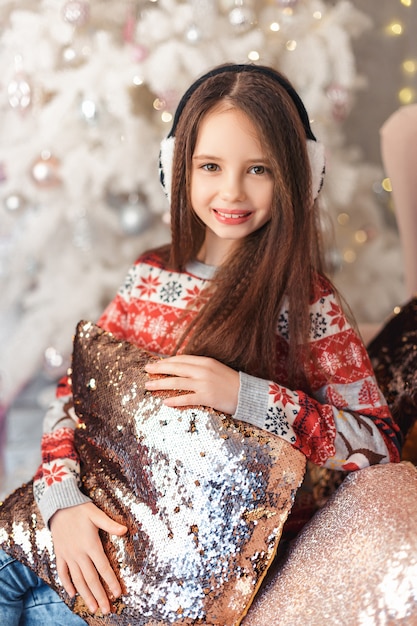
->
[34,249,401,525]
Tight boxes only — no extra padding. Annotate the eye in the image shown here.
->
[249,165,268,175]
[202,163,220,172]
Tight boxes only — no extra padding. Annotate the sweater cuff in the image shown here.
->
[233,371,270,429]
[35,476,91,527]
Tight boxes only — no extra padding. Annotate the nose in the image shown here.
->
[220,172,246,202]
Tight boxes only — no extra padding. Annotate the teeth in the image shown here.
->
[217,211,248,219]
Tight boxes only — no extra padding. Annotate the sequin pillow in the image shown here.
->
[367,297,417,441]
[0,320,306,626]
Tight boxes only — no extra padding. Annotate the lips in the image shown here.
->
[213,209,253,224]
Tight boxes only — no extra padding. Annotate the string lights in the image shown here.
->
[385,0,416,105]
[337,0,416,271]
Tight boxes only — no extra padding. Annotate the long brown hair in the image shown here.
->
[164,65,327,389]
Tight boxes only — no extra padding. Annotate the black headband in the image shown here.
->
[167,63,317,142]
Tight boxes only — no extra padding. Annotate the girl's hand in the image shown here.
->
[50,502,127,615]
[144,355,240,415]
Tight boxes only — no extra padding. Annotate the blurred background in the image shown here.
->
[0,0,415,497]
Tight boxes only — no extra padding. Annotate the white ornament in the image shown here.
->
[3,193,27,213]
[8,73,32,113]
[185,25,202,44]
[43,346,69,379]
[80,98,98,124]
[62,0,91,27]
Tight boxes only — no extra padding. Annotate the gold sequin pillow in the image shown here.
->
[0,320,306,626]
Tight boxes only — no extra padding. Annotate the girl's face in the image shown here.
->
[190,105,274,265]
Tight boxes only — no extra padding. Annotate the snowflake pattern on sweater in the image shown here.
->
[34,249,401,524]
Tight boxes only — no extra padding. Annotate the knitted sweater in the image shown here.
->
[34,249,401,525]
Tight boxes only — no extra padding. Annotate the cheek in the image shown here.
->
[190,176,212,207]
[259,186,274,213]
[190,173,199,207]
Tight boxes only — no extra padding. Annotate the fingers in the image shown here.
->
[57,541,123,615]
[51,503,128,615]
[145,374,194,394]
[144,355,240,414]
[56,558,76,598]
[163,392,201,408]
[65,557,110,615]
[144,356,198,395]
[145,355,207,380]
[56,555,105,615]
[91,507,128,537]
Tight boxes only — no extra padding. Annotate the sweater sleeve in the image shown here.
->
[33,379,91,525]
[233,286,401,471]
[33,263,136,525]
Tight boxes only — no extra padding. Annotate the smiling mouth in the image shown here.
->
[213,209,252,219]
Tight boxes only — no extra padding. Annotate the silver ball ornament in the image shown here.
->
[276,0,299,7]
[107,190,151,236]
[119,193,151,236]
[228,5,256,32]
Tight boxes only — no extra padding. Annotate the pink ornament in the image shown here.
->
[132,44,149,63]
[0,163,6,183]
[62,1,90,27]
[326,83,351,122]
[30,152,62,188]
[157,89,180,112]
[123,6,136,43]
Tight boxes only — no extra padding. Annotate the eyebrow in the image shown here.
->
[192,154,270,162]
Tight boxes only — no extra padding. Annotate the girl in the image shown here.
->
[0,63,401,624]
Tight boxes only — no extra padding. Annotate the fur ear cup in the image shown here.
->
[307,139,326,200]
[159,136,326,204]
[159,136,176,205]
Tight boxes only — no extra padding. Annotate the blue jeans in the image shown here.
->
[0,549,85,625]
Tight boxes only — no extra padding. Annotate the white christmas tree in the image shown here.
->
[0,0,404,414]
